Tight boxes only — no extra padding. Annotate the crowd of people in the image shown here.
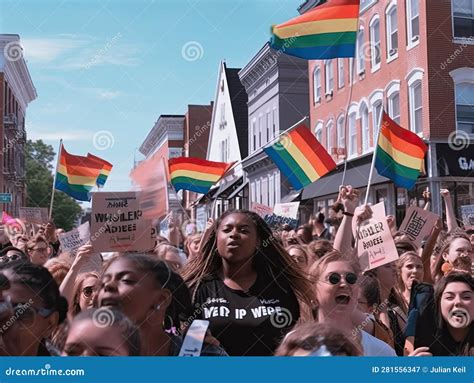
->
[0,186,472,357]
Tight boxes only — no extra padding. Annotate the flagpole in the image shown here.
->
[363,110,385,205]
[49,139,62,221]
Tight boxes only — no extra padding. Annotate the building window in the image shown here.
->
[338,59,344,88]
[258,115,263,147]
[252,119,257,152]
[251,181,256,203]
[348,112,357,157]
[266,111,271,141]
[370,17,381,70]
[386,2,398,59]
[453,0,474,39]
[388,92,401,124]
[220,139,229,162]
[372,100,383,144]
[455,82,474,136]
[337,115,345,153]
[275,172,281,203]
[262,177,268,206]
[273,108,278,138]
[326,121,334,154]
[361,103,370,152]
[357,28,366,75]
[269,174,274,207]
[256,179,261,204]
[313,67,321,103]
[407,0,420,46]
[409,81,423,133]
[360,0,378,13]
[325,60,334,95]
[315,122,323,143]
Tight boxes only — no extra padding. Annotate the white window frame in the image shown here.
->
[269,174,275,207]
[450,67,474,137]
[314,66,322,104]
[360,0,378,13]
[356,27,366,75]
[369,16,381,72]
[338,58,344,88]
[251,118,257,152]
[325,59,334,96]
[275,171,281,203]
[272,107,278,138]
[348,103,358,158]
[258,114,263,147]
[262,177,268,206]
[452,0,474,42]
[407,69,424,134]
[256,179,261,204]
[369,89,384,148]
[406,0,420,49]
[315,121,323,143]
[386,0,399,61]
[251,181,256,204]
[360,101,370,153]
[337,114,345,155]
[386,80,401,124]
[326,120,334,154]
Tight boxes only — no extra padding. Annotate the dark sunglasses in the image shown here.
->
[11,302,54,327]
[324,272,358,285]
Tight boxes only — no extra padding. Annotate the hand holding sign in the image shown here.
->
[72,243,94,268]
[339,185,360,215]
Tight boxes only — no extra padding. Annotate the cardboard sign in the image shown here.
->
[19,207,49,225]
[58,222,90,255]
[273,202,300,219]
[90,191,153,252]
[399,206,439,248]
[352,202,386,238]
[460,205,474,231]
[129,153,168,220]
[251,202,273,218]
[356,216,399,272]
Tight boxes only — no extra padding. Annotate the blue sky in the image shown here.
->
[1,0,302,206]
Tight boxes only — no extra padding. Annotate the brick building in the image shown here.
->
[302,0,474,224]
[0,34,37,216]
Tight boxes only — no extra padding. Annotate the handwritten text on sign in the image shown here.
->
[90,191,153,252]
[58,222,90,255]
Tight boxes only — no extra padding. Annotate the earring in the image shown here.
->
[156,304,161,311]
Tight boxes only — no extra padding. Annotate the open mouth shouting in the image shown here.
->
[334,292,351,305]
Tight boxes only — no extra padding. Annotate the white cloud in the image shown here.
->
[27,127,93,142]
[21,37,89,63]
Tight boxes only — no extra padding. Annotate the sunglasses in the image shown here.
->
[82,286,95,298]
[9,302,54,328]
[323,272,358,285]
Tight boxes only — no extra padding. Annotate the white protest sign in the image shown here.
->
[90,191,153,252]
[460,205,474,231]
[273,202,300,219]
[354,202,398,272]
[399,206,439,248]
[251,202,273,218]
[352,202,386,238]
[19,207,49,225]
[58,222,90,254]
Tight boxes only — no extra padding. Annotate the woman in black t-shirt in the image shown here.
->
[182,210,313,356]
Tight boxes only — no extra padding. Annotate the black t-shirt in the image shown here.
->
[429,326,474,356]
[194,272,300,356]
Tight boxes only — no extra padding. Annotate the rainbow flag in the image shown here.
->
[55,145,103,201]
[270,0,360,60]
[168,157,233,194]
[87,153,113,188]
[264,124,337,190]
[375,112,427,190]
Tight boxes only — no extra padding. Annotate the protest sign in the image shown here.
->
[251,202,273,218]
[352,202,386,238]
[58,222,90,255]
[273,202,300,219]
[160,212,173,239]
[459,205,474,231]
[19,207,49,225]
[264,214,298,230]
[90,191,153,252]
[399,206,439,248]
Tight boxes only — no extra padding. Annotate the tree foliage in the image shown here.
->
[26,140,82,231]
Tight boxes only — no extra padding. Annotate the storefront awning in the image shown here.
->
[302,161,390,200]
[227,180,248,199]
[281,190,302,203]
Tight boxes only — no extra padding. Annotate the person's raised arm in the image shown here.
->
[422,187,431,211]
[440,189,458,233]
[59,244,94,305]
[420,218,441,284]
[333,186,360,254]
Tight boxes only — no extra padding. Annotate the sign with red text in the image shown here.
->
[251,202,273,218]
[273,202,300,219]
[399,206,439,248]
[90,191,153,252]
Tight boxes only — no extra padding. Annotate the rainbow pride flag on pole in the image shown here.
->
[87,153,113,188]
[55,145,103,201]
[375,112,427,190]
[168,157,233,194]
[264,124,337,190]
[270,0,360,60]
